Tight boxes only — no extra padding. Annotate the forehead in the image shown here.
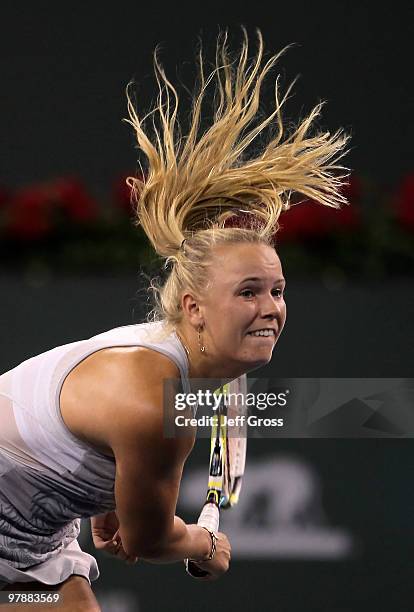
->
[208,243,283,285]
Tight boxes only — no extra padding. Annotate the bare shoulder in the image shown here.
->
[60,346,182,456]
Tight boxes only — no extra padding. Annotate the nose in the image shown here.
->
[259,292,284,323]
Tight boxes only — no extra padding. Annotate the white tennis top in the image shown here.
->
[0,320,190,584]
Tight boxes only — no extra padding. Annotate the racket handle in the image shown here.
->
[197,502,220,532]
[185,503,220,578]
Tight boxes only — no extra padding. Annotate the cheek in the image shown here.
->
[207,303,234,337]
[207,299,257,341]
[279,302,287,329]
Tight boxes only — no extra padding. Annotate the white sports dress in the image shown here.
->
[0,321,190,587]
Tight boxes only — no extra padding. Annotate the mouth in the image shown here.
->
[246,329,277,340]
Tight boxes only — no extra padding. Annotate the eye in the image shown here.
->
[271,288,284,298]
[240,289,255,298]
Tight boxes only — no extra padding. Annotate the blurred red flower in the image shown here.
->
[6,185,54,240]
[277,175,361,242]
[393,174,414,231]
[5,178,98,240]
[53,178,98,223]
[0,186,10,210]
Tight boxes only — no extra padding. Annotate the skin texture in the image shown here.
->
[6,243,285,607]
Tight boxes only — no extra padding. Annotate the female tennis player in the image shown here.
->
[0,29,348,611]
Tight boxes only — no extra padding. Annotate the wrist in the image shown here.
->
[200,527,218,561]
[189,525,218,562]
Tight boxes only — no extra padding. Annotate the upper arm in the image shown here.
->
[103,351,195,557]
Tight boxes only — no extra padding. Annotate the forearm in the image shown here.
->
[138,516,210,564]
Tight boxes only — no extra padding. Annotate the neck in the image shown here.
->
[174,324,247,392]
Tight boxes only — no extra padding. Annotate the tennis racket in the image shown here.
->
[185,374,247,578]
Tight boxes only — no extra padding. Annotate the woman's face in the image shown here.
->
[199,242,286,373]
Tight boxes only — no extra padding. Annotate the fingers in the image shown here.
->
[110,539,138,564]
[189,533,231,581]
[111,538,125,559]
[188,556,230,581]
[110,538,121,553]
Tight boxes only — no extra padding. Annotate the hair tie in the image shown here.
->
[180,238,187,250]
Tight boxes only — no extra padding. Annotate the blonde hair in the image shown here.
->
[125,28,349,333]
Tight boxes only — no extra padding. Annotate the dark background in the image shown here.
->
[1,2,413,611]
[1,2,413,192]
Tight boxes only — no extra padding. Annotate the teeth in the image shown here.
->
[249,329,274,337]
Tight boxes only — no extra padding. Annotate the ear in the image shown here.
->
[181,292,204,328]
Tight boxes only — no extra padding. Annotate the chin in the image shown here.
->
[245,354,273,370]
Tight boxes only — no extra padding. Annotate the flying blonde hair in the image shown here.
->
[125,28,349,332]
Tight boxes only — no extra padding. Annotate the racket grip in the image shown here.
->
[185,503,220,578]
[197,502,220,532]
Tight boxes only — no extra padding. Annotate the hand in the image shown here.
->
[91,511,138,565]
[188,530,231,581]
